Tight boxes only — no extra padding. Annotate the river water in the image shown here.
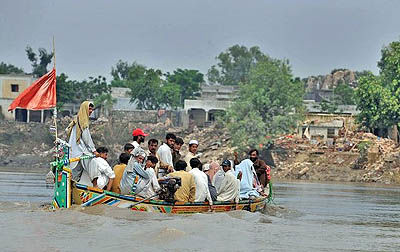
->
[0,171,399,252]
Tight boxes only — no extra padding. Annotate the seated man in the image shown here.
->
[119,147,149,195]
[168,160,196,202]
[189,158,212,205]
[88,147,115,190]
[203,162,218,201]
[217,160,240,203]
[235,159,259,199]
[184,140,199,171]
[111,153,130,194]
[136,156,161,198]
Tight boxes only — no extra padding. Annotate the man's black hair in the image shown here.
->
[124,143,134,151]
[147,155,159,164]
[89,103,94,108]
[96,146,108,153]
[175,160,187,171]
[148,139,159,145]
[189,158,202,170]
[119,153,130,165]
[248,149,259,156]
[175,137,184,145]
[166,133,177,140]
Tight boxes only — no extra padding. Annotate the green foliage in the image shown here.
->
[223,56,304,151]
[333,83,355,105]
[355,73,400,129]
[25,46,53,77]
[166,69,203,105]
[56,74,113,110]
[0,62,24,74]
[110,61,202,109]
[378,41,400,89]
[319,100,339,113]
[207,45,268,85]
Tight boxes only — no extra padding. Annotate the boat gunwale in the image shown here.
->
[74,183,266,207]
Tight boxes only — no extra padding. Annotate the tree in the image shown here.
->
[25,46,53,77]
[207,45,268,85]
[355,40,400,131]
[0,62,24,74]
[355,73,400,130]
[166,69,203,105]
[223,56,304,151]
[56,73,75,109]
[333,83,355,105]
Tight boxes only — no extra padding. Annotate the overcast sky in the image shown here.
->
[1,0,400,81]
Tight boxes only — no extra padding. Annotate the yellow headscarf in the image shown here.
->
[66,101,93,143]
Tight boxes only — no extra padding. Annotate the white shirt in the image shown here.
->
[132,141,140,149]
[217,170,240,203]
[137,168,161,198]
[156,143,173,167]
[189,168,213,204]
[90,157,115,189]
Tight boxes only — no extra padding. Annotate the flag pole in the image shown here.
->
[52,36,58,140]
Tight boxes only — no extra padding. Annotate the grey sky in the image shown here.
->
[1,0,400,81]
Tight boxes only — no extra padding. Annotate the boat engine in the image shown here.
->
[158,177,181,203]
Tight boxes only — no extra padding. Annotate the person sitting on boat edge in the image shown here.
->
[131,128,148,149]
[111,153,130,194]
[136,155,161,199]
[119,147,149,195]
[156,133,176,178]
[168,160,196,202]
[189,158,213,205]
[66,101,99,183]
[216,160,240,203]
[88,147,115,190]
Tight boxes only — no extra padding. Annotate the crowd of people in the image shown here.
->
[66,101,271,205]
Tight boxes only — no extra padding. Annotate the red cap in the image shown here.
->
[132,128,149,137]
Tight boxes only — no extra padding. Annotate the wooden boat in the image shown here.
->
[52,163,269,214]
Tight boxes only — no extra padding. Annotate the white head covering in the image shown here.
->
[132,147,146,158]
[189,140,199,145]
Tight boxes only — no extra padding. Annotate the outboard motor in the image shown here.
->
[158,177,182,203]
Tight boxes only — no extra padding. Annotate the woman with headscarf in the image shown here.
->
[66,101,99,184]
[119,147,149,195]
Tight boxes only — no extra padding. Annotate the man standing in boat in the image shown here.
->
[66,101,99,184]
[131,128,148,149]
[156,133,176,178]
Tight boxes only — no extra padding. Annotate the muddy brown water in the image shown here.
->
[0,171,399,252]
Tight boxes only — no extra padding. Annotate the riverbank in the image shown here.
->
[1,118,399,185]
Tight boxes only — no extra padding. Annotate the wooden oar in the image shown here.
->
[129,193,159,207]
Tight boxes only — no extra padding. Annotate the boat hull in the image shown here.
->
[72,183,267,214]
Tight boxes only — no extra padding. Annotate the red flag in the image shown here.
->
[8,68,56,111]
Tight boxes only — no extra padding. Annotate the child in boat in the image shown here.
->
[111,153,130,194]
[136,155,161,198]
[88,147,115,190]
